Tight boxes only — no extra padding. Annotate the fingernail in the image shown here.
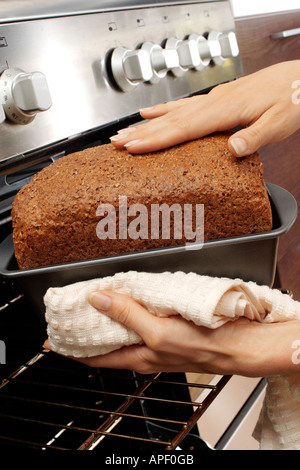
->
[110,133,128,142]
[110,127,136,141]
[118,127,136,134]
[124,139,142,148]
[230,137,248,156]
[88,292,111,312]
[139,106,154,112]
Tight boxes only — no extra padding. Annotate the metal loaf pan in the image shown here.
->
[0,183,297,319]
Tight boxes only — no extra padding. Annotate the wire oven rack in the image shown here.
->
[0,285,230,451]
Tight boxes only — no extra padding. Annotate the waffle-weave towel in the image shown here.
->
[44,271,299,357]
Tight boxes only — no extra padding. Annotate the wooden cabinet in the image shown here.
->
[235,10,300,71]
[235,10,300,300]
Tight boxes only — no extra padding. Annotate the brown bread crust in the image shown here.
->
[11,133,272,269]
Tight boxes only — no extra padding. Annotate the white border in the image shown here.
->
[230,0,300,18]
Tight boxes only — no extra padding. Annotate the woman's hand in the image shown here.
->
[45,290,300,377]
[110,61,300,156]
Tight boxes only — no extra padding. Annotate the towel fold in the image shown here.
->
[44,270,300,450]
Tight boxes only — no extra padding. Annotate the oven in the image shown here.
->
[0,0,296,453]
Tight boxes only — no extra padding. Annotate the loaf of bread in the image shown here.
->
[12,132,272,269]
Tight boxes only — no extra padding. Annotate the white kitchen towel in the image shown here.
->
[44,271,299,357]
[253,375,300,450]
[44,270,300,450]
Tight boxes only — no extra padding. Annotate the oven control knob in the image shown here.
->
[0,68,52,125]
[176,38,202,70]
[110,46,153,92]
[208,30,239,65]
[188,34,211,71]
[164,38,188,77]
[141,42,179,84]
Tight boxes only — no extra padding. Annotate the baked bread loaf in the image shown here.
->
[12,132,272,269]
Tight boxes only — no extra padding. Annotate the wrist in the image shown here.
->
[228,320,300,377]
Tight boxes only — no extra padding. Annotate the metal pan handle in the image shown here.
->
[271,27,300,39]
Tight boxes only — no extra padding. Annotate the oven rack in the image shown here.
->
[0,289,230,451]
[0,350,230,451]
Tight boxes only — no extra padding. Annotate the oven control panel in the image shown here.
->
[110,30,239,92]
[0,1,243,164]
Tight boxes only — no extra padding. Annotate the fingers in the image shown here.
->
[43,290,167,372]
[110,118,184,153]
[229,104,298,156]
[110,98,190,151]
[43,334,151,372]
[139,97,194,119]
[43,339,51,350]
[88,290,161,344]
[109,95,209,153]
[74,344,156,372]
